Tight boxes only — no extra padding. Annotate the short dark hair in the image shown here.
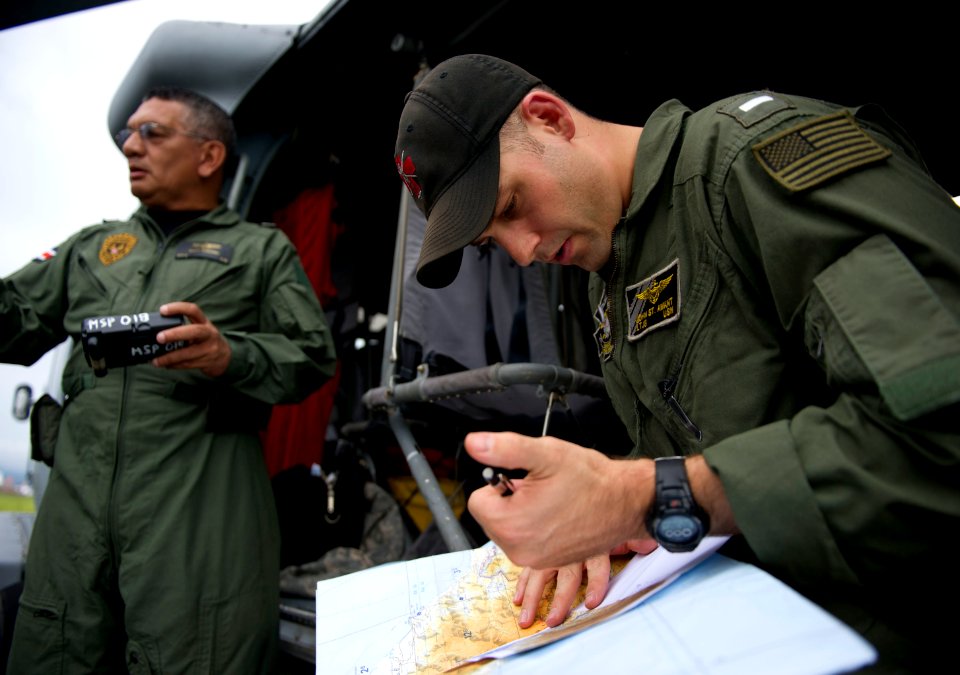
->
[143,86,237,162]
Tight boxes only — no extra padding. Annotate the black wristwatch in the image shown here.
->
[646,456,709,553]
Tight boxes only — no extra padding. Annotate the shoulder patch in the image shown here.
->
[752,110,891,192]
[34,247,58,262]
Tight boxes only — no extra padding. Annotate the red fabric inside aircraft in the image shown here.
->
[261,185,343,476]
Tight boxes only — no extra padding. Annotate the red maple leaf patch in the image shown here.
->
[395,151,422,200]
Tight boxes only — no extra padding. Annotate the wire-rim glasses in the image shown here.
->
[114,122,212,150]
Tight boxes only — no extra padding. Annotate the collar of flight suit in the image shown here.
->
[626,99,691,222]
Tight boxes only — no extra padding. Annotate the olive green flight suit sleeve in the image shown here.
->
[704,112,960,590]
[0,233,78,366]
[215,227,337,405]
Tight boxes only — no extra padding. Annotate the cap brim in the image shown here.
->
[415,138,500,289]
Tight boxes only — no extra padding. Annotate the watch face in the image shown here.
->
[655,513,704,550]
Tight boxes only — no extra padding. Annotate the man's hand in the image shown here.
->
[466,432,737,627]
[514,555,612,628]
[153,301,232,377]
[465,431,655,569]
[514,540,659,628]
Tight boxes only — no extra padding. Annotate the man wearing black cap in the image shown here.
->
[394,53,960,671]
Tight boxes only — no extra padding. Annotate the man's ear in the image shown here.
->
[521,91,575,140]
[197,140,227,179]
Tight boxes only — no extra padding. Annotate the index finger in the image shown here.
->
[159,301,206,324]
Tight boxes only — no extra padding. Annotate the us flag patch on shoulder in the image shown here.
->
[752,111,891,192]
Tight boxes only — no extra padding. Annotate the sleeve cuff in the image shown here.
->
[219,335,251,384]
[703,420,858,586]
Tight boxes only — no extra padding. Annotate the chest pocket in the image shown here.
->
[181,262,245,301]
[179,263,254,328]
[635,237,788,451]
[654,244,721,447]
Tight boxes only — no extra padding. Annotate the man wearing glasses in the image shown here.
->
[1,86,337,673]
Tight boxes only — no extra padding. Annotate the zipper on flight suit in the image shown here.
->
[656,245,719,445]
[107,215,198,567]
[601,224,624,358]
[106,218,167,569]
[658,368,703,441]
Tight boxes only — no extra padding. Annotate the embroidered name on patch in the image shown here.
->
[593,288,613,362]
[99,233,138,266]
[175,241,233,264]
[626,259,680,341]
[752,110,891,192]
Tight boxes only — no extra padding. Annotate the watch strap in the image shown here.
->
[648,456,710,551]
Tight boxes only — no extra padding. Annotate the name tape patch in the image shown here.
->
[175,241,233,264]
[626,259,680,341]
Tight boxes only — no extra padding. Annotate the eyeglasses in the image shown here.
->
[114,122,212,150]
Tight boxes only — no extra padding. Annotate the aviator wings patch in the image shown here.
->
[626,259,680,341]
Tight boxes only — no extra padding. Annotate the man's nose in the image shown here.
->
[121,131,143,157]
[500,229,539,266]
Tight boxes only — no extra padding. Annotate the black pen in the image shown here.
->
[482,466,515,497]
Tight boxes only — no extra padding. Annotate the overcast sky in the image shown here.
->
[0,0,330,477]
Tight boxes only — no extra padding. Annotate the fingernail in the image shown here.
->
[470,432,492,454]
[586,591,598,607]
[519,609,529,625]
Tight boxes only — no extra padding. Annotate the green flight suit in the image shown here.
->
[590,92,960,671]
[1,204,337,673]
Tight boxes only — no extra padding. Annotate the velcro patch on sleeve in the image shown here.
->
[752,111,891,192]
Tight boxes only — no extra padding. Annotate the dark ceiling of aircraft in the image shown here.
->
[16,1,953,316]
[231,0,954,314]
[303,0,957,193]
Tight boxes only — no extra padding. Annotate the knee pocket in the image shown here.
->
[198,588,277,673]
[9,595,66,673]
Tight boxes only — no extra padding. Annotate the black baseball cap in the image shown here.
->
[394,54,542,288]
